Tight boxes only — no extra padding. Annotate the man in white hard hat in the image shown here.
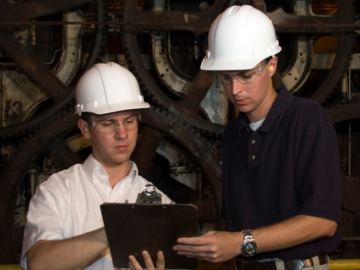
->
[20,62,171,270]
[174,5,341,270]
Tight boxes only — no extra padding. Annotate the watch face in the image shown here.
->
[242,240,257,257]
[244,241,257,253]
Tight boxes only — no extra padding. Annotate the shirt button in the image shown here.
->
[252,140,256,144]
[252,155,256,160]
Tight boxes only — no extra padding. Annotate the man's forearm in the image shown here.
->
[174,215,338,263]
[27,227,108,270]
[253,215,338,253]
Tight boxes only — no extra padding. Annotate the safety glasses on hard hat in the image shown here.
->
[215,60,267,86]
[90,112,141,133]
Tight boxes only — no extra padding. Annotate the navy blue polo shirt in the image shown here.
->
[221,87,342,260]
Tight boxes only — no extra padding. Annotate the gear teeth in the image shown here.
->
[325,96,360,124]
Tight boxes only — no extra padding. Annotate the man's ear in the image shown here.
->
[78,119,91,139]
[268,56,278,77]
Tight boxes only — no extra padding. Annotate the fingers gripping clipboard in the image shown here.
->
[101,184,198,269]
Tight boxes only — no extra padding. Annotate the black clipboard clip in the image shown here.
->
[136,184,162,204]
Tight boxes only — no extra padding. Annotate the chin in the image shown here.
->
[237,107,251,114]
[113,157,131,164]
[105,154,130,165]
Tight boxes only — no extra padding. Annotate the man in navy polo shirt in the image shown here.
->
[173,5,341,270]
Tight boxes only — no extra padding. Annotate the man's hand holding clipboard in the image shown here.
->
[101,184,198,269]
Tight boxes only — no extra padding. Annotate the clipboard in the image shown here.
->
[101,202,198,269]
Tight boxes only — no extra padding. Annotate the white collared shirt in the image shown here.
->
[20,154,172,270]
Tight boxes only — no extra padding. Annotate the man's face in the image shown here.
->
[82,110,139,168]
[217,58,277,118]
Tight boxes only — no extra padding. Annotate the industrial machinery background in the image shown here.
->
[0,0,359,264]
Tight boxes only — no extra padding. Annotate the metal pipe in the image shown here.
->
[28,169,37,197]
[114,0,118,63]
[43,49,63,65]
[348,68,352,177]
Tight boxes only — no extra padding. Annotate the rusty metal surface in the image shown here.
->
[0,32,70,101]
[0,2,356,35]
[1,0,91,22]
[120,1,225,138]
[0,0,107,139]
[1,70,48,127]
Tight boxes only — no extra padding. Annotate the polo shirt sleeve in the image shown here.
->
[20,180,68,269]
[295,118,341,223]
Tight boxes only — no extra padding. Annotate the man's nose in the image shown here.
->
[231,78,243,96]
[114,124,128,139]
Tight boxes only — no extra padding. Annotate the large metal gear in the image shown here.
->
[119,0,356,140]
[0,0,108,139]
[266,0,356,104]
[120,0,229,138]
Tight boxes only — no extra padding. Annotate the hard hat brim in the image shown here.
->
[201,47,282,71]
[75,101,150,115]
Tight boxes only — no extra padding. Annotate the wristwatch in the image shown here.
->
[240,229,257,257]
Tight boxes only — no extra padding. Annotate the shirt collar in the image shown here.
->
[82,154,139,185]
[237,87,292,133]
[128,161,139,182]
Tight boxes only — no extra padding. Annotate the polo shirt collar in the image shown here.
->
[237,87,292,133]
[82,154,139,185]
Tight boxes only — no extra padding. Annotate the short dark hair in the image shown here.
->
[80,112,92,124]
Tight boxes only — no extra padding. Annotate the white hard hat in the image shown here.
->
[75,62,150,115]
[201,5,281,71]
